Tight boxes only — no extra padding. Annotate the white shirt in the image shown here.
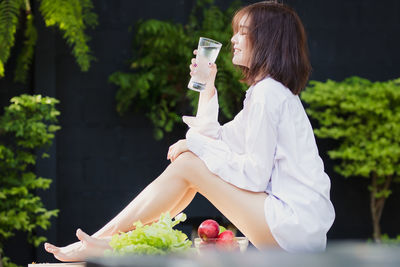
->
[182,77,335,252]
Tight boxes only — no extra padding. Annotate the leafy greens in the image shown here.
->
[108,213,192,255]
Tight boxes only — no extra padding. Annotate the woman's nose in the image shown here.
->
[231,33,238,44]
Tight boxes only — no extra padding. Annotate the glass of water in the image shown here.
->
[188,37,222,92]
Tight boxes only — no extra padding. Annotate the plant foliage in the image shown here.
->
[0,94,60,267]
[381,234,400,246]
[0,0,24,79]
[301,76,400,242]
[109,0,246,140]
[0,0,98,83]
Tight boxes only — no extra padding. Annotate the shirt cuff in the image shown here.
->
[186,129,223,173]
[186,128,205,157]
[197,90,219,118]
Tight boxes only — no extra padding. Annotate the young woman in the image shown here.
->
[45,1,335,261]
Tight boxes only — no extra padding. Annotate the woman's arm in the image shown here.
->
[183,54,220,139]
[198,82,216,112]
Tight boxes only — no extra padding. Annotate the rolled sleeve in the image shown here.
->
[182,91,220,139]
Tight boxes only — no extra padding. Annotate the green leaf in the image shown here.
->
[32,235,47,247]
[14,13,38,83]
[381,234,400,245]
[374,189,392,199]
[0,0,24,78]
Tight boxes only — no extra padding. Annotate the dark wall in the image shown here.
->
[284,0,400,241]
[1,0,399,265]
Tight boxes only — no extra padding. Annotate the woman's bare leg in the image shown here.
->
[90,167,198,238]
[45,151,278,261]
[44,188,197,262]
[44,229,111,262]
[168,188,196,218]
[169,152,278,248]
[45,158,199,261]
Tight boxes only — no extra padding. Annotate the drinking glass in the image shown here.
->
[188,37,222,92]
[194,237,249,254]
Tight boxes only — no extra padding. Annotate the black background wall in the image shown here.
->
[0,0,399,265]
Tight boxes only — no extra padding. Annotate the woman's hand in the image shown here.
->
[190,49,218,95]
[167,139,189,162]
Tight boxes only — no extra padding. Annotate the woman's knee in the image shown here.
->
[173,151,198,167]
[167,152,202,183]
[166,151,196,174]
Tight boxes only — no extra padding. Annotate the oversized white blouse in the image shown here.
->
[182,77,335,252]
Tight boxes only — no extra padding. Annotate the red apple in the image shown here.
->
[217,230,234,242]
[198,219,220,241]
[216,230,239,251]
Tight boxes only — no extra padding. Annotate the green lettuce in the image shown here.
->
[108,213,192,255]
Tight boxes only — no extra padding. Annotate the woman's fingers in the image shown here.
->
[208,63,218,79]
[170,148,178,162]
[209,62,217,71]
[189,58,197,75]
[172,149,183,162]
[172,152,179,162]
[193,49,197,55]
[167,144,176,160]
[168,139,187,162]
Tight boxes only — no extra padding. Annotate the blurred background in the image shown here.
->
[0,0,399,265]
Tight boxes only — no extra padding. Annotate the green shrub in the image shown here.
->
[109,0,246,140]
[301,76,400,242]
[0,94,60,267]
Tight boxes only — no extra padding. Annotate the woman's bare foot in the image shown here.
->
[44,229,111,262]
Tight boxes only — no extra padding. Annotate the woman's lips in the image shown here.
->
[234,49,241,55]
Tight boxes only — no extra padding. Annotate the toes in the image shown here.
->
[44,241,84,262]
[76,228,91,244]
[44,243,60,253]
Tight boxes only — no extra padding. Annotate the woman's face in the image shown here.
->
[231,14,251,68]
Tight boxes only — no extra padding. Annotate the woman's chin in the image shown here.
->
[232,58,242,66]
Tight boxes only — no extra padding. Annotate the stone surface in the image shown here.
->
[28,263,85,267]
[85,242,400,267]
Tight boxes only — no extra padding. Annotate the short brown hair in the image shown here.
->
[232,1,311,95]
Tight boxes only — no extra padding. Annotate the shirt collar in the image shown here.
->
[245,85,254,99]
[245,76,270,99]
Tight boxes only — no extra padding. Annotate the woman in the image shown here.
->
[45,1,335,260]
